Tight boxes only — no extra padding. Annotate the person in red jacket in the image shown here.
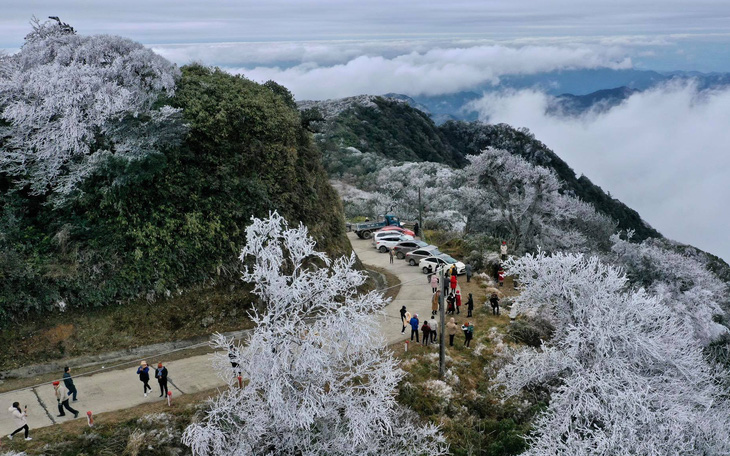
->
[455,289,462,315]
[498,267,505,287]
[450,272,457,296]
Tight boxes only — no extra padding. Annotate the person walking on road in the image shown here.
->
[421,320,431,346]
[155,362,169,398]
[389,248,394,264]
[63,366,77,402]
[430,274,439,293]
[7,402,31,441]
[53,381,78,418]
[429,316,438,343]
[409,314,420,343]
[446,318,458,346]
[400,306,408,334]
[501,241,508,261]
[137,361,152,397]
[431,290,440,317]
[490,293,501,315]
[455,289,462,315]
[465,263,473,283]
[450,273,457,296]
[466,292,474,317]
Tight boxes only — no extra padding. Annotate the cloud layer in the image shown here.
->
[222,44,630,99]
[468,83,730,262]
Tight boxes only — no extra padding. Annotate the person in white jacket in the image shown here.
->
[53,381,79,418]
[7,402,31,440]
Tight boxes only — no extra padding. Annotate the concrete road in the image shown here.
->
[0,353,226,436]
[0,233,458,436]
[347,232,461,346]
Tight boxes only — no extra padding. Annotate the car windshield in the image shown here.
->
[437,254,458,264]
[414,241,429,247]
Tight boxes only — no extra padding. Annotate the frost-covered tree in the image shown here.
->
[611,233,728,344]
[0,17,183,200]
[498,252,730,455]
[182,213,447,456]
[466,148,610,253]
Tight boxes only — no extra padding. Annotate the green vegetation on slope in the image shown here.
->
[0,65,349,328]
[324,97,468,166]
[314,96,659,240]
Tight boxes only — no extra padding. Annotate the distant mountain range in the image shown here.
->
[387,68,730,123]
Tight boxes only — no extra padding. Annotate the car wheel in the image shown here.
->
[396,252,405,259]
[362,230,372,239]
[422,267,431,274]
[409,259,416,266]
[379,246,388,253]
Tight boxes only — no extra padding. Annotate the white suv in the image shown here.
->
[374,234,413,253]
[418,254,466,275]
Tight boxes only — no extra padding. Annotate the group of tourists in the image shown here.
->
[8,361,170,441]
[402,309,475,349]
[7,366,79,441]
[394,239,516,352]
[136,361,169,398]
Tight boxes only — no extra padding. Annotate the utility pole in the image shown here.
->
[438,266,446,379]
[418,187,425,243]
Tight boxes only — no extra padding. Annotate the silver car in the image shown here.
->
[390,240,430,259]
[404,246,441,266]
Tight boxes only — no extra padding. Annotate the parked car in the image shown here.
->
[419,254,466,275]
[391,240,430,259]
[378,225,416,237]
[404,246,441,265]
[371,230,414,246]
[374,234,414,253]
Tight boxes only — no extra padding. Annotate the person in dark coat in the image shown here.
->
[229,345,241,376]
[400,306,408,334]
[409,314,420,343]
[446,294,455,315]
[155,362,169,398]
[465,263,473,283]
[137,361,152,397]
[461,322,474,347]
[63,366,78,401]
[466,293,474,317]
[421,321,431,346]
[490,293,500,315]
[413,222,420,237]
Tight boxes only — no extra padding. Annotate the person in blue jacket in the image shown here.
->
[137,361,152,397]
[409,314,420,343]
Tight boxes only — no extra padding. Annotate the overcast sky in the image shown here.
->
[2,1,729,261]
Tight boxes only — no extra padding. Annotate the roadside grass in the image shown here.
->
[392,276,540,456]
[0,283,257,372]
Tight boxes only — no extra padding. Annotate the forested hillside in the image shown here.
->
[0,21,348,326]
[305,95,660,240]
